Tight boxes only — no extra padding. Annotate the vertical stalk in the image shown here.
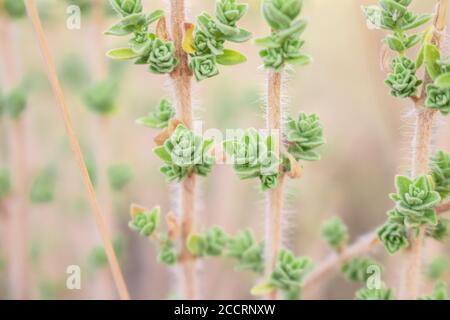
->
[25,0,130,300]
[265,71,284,300]
[169,0,197,300]
[400,0,448,300]
[0,11,31,299]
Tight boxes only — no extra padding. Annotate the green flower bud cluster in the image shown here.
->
[256,0,312,71]
[83,80,118,115]
[341,257,379,283]
[226,230,264,274]
[430,151,450,199]
[128,207,161,237]
[29,167,57,204]
[106,1,178,75]
[268,248,312,300]
[3,0,27,19]
[189,0,251,81]
[320,217,348,252]
[158,239,178,266]
[384,57,422,99]
[187,228,264,274]
[427,256,449,280]
[285,113,325,162]
[362,1,431,53]
[153,125,215,182]
[362,1,432,100]
[107,164,133,191]
[0,168,11,200]
[418,282,448,300]
[378,175,444,255]
[136,99,175,129]
[387,175,441,227]
[187,227,229,257]
[355,285,395,300]
[377,221,409,254]
[1,86,28,120]
[422,46,450,116]
[223,128,282,192]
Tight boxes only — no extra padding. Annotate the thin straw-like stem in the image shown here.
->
[25,0,130,300]
[264,71,284,300]
[400,0,448,300]
[169,0,197,300]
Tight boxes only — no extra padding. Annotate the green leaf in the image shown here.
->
[186,234,205,256]
[104,24,133,36]
[216,49,247,65]
[147,10,164,24]
[425,44,442,80]
[416,45,425,70]
[221,28,252,43]
[250,282,276,296]
[106,48,140,61]
[435,73,450,89]
[286,54,312,66]
[153,146,172,163]
[254,36,279,48]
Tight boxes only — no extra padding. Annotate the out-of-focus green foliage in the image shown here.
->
[355,285,394,300]
[3,0,26,19]
[419,282,448,300]
[341,257,379,283]
[88,237,124,269]
[128,207,160,237]
[58,54,90,90]
[430,151,450,199]
[136,99,175,129]
[320,217,348,251]
[427,256,450,280]
[83,80,118,115]
[30,167,57,204]
[107,164,133,191]
[0,168,11,200]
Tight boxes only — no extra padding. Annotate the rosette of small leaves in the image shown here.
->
[430,151,450,199]
[377,221,409,254]
[426,218,450,241]
[362,1,431,53]
[187,1,250,81]
[285,112,325,162]
[189,55,220,81]
[388,175,441,227]
[128,207,160,237]
[158,239,178,266]
[107,164,133,191]
[268,249,312,300]
[427,256,449,280]
[187,227,229,257]
[3,0,26,19]
[153,125,215,182]
[384,57,422,98]
[105,1,177,75]
[30,167,57,204]
[226,230,264,274]
[425,85,450,116]
[320,217,348,252]
[341,257,379,283]
[223,128,281,192]
[3,86,27,119]
[418,282,448,300]
[256,0,311,71]
[83,80,118,115]
[136,99,175,129]
[0,168,11,200]
[355,285,395,300]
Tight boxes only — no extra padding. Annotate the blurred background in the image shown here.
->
[0,0,449,300]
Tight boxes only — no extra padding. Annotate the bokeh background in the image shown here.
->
[0,0,449,300]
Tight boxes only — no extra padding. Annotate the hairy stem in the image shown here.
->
[169,0,197,300]
[400,0,448,299]
[25,0,130,300]
[265,71,284,300]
